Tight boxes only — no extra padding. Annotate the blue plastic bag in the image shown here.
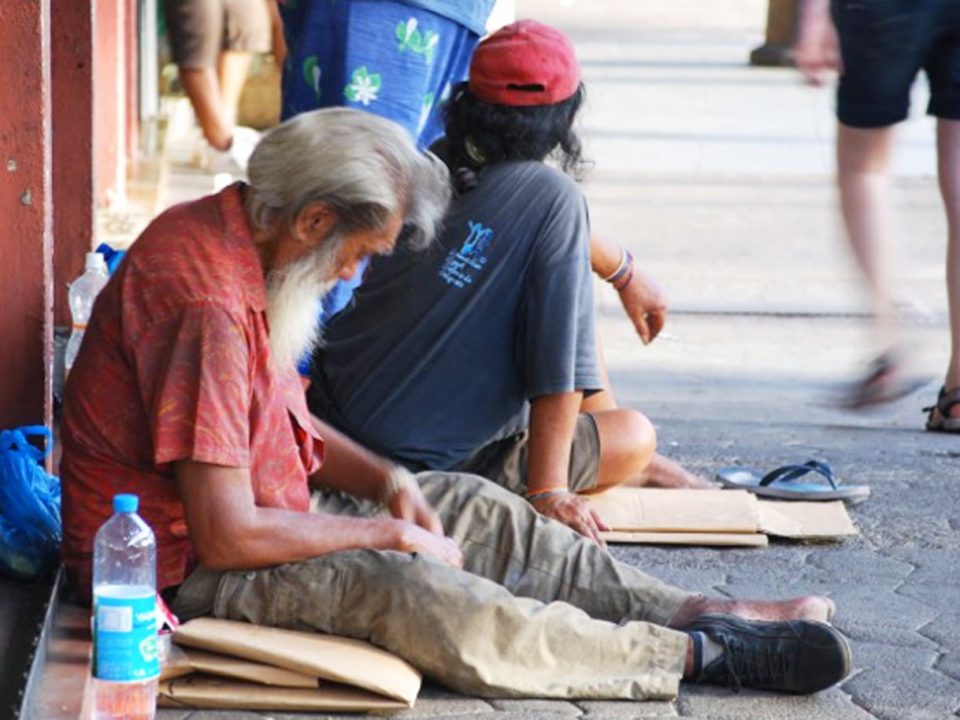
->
[0,426,61,578]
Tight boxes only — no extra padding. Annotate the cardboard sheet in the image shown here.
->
[600,530,770,547]
[588,488,858,543]
[173,618,421,705]
[158,675,409,712]
[160,646,318,688]
[757,499,858,539]
[600,530,768,547]
[586,488,761,533]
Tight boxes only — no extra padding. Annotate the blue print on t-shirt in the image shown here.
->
[439,221,493,288]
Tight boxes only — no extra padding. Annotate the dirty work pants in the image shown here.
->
[171,472,692,699]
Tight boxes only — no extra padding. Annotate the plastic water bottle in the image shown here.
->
[92,494,159,720]
[64,251,109,374]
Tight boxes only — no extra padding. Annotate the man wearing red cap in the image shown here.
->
[308,20,706,548]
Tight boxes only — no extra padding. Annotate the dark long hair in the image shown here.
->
[441,81,587,190]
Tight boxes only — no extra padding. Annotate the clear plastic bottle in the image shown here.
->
[92,494,159,720]
[64,251,109,374]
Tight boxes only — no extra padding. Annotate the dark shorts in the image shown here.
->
[832,0,960,127]
[455,414,602,496]
[163,0,271,68]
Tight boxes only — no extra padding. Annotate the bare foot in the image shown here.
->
[668,594,837,629]
[635,453,717,489]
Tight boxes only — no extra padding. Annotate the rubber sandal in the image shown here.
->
[715,460,870,503]
[924,387,960,433]
[836,351,927,410]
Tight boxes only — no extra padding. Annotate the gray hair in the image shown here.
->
[246,108,451,250]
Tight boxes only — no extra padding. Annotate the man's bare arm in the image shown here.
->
[526,392,608,545]
[174,460,461,570]
[308,415,394,500]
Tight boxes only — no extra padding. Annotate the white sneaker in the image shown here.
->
[206,126,261,183]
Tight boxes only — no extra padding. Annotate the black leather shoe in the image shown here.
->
[686,614,851,694]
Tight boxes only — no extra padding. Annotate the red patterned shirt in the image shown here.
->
[61,184,323,599]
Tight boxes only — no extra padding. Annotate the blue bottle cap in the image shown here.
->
[113,494,139,514]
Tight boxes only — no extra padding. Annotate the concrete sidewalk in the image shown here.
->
[154,2,959,718]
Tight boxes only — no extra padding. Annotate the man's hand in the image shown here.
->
[387,482,444,536]
[530,492,609,547]
[395,522,463,568]
[617,268,667,344]
[794,0,841,86]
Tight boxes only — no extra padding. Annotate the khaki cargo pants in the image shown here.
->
[172,472,692,700]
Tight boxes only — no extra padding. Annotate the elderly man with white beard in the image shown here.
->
[60,108,851,701]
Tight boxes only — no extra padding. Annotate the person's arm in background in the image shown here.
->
[525,392,609,546]
[590,233,667,345]
[794,0,841,86]
[268,0,287,69]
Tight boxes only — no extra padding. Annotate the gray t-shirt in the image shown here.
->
[308,161,602,470]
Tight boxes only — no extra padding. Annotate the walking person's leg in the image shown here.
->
[836,123,901,356]
[927,118,960,428]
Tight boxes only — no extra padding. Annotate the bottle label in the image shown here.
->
[93,590,160,681]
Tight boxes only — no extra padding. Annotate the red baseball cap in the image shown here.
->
[469,19,581,107]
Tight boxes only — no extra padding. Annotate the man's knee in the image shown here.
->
[596,408,657,483]
[617,408,657,468]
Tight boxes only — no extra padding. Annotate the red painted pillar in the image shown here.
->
[52,1,96,327]
[0,2,54,429]
[95,0,127,207]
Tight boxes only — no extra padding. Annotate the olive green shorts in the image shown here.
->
[455,413,601,495]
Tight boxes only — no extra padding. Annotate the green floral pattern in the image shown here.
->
[396,18,439,63]
[302,56,322,101]
[344,66,382,106]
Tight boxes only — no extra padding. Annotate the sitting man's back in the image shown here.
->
[310,159,598,471]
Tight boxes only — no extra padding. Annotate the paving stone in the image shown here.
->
[806,549,914,585]
[824,587,939,648]
[676,685,872,719]
[576,699,677,716]
[489,699,583,715]
[392,694,495,717]
[897,583,960,614]
[881,549,960,587]
[935,652,960,683]
[842,640,960,720]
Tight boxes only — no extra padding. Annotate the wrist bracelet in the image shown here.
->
[607,249,634,286]
[602,248,628,282]
[525,489,569,504]
[612,261,635,292]
[380,466,419,505]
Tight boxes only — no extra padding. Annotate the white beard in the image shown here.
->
[265,236,343,371]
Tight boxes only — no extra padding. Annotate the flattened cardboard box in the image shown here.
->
[589,488,857,545]
[158,617,421,711]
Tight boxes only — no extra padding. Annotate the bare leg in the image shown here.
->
[179,66,233,150]
[668,594,837,628]
[583,337,712,490]
[216,50,254,132]
[837,123,900,352]
[937,119,960,410]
